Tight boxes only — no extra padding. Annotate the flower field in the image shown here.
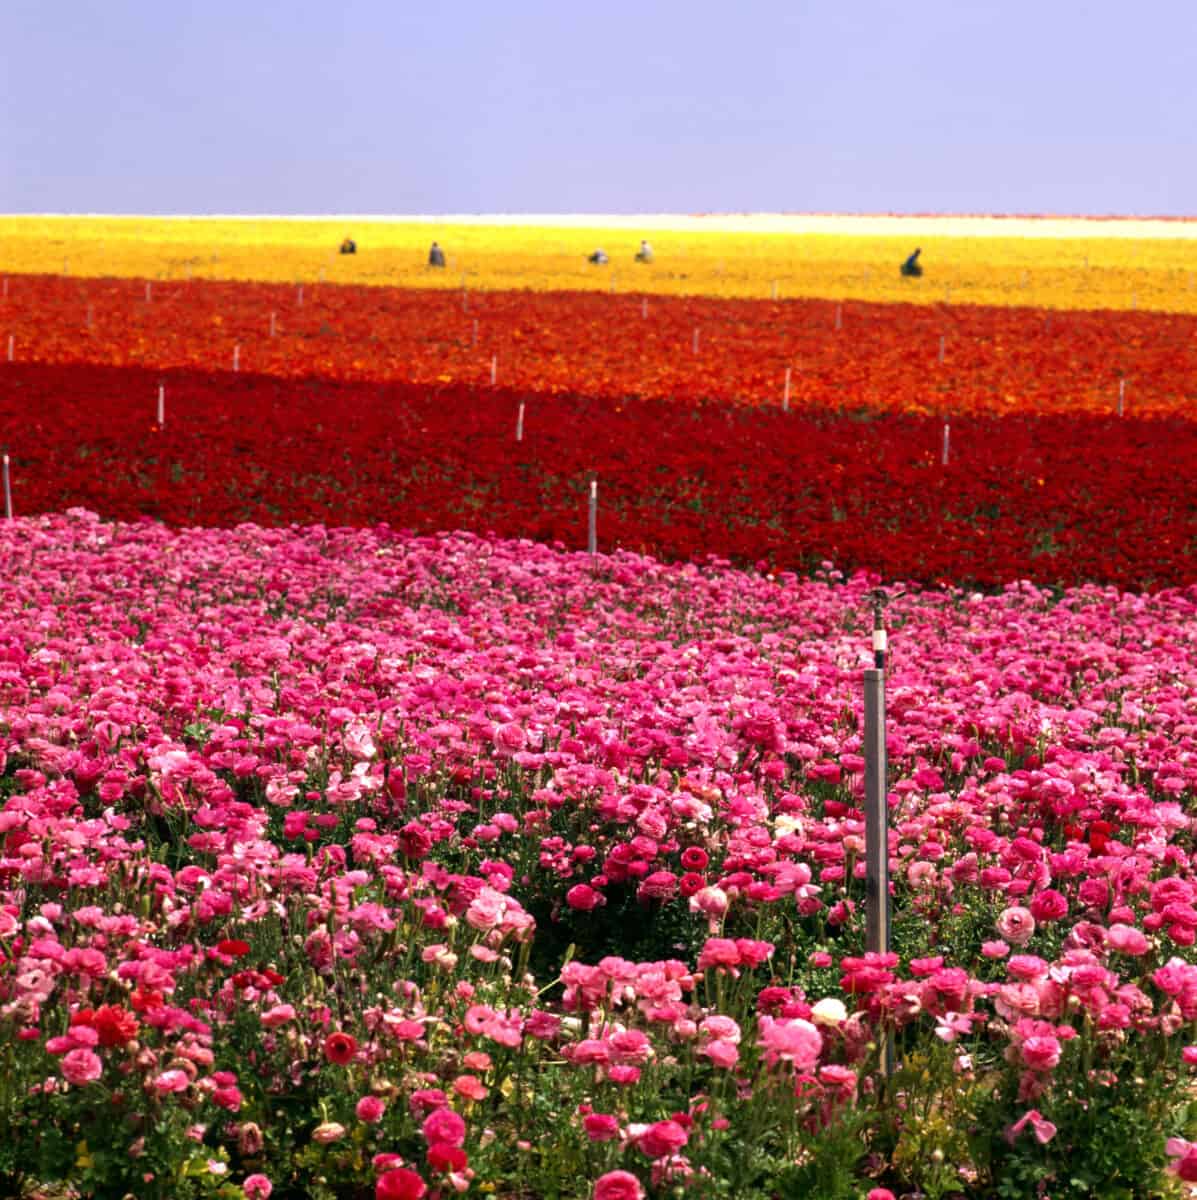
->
[4,273,1197,416]
[3,362,1196,590]
[1,216,1197,1198]
[3,514,1197,1200]
[3,213,1197,310]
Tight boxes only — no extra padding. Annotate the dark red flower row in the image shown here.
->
[2,362,1193,589]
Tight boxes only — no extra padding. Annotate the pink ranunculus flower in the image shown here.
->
[702,1038,740,1068]
[1107,923,1150,955]
[1020,1036,1062,1072]
[1006,1108,1057,1145]
[1029,889,1068,923]
[565,884,604,911]
[583,1112,620,1142]
[996,906,1036,947]
[243,1175,273,1199]
[593,1169,645,1200]
[61,1047,103,1086]
[153,1068,191,1093]
[356,1095,387,1123]
[421,1107,466,1148]
[260,1003,296,1027]
[757,1015,822,1071]
[1166,1137,1197,1182]
[637,1120,689,1159]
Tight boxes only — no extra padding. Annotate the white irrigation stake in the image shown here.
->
[835,302,842,331]
[587,478,597,555]
[2,455,10,519]
[692,327,700,354]
[1118,378,1125,417]
[269,311,276,338]
[942,421,951,466]
[233,344,240,372]
[6,335,12,362]
[516,401,525,442]
[938,334,945,364]
[783,366,792,412]
[490,353,497,386]
[157,383,165,427]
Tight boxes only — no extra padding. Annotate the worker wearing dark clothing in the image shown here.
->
[429,242,446,268]
[340,238,357,255]
[901,248,923,278]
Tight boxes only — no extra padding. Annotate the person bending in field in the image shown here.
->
[340,237,357,255]
[634,240,654,264]
[900,247,923,277]
[428,241,446,268]
[588,248,609,265]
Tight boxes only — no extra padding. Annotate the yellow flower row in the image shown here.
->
[2,215,1196,313]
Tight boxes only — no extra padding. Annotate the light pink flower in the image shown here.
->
[61,1048,103,1086]
[996,906,1036,947]
[757,1016,822,1071]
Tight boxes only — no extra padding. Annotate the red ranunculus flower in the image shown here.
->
[323,1032,358,1065]
[376,1168,427,1200]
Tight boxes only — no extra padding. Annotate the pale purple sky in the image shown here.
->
[3,0,1193,215]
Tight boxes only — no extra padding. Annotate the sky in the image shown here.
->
[2,0,1194,216]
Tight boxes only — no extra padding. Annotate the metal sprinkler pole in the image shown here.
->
[864,595,893,1075]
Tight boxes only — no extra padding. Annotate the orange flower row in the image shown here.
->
[2,274,1194,417]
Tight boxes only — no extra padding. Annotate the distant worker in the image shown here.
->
[428,241,446,268]
[634,240,654,264]
[340,237,357,255]
[900,247,923,278]
[588,248,609,265]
